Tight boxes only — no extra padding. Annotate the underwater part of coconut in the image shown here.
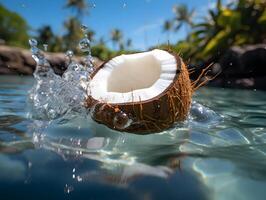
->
[86,49,192,134]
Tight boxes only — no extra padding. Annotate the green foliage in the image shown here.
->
[110,29,123,50]
[171,4,195,33]
[164,0,266,64]
[63,17,83,52]
[0,4,29,47]
[65,0,88,18]
[91,44,113,61]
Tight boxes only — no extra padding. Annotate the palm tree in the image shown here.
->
[50,36,64,52]
[65,0,88,18]
[110,29,123,50]
[63,17,83,51]
[163,20,173,42]
[119,42,125,51]
[126,38,132,50]
[172,4,195,33]
[98,37,106,46]
[37,25,54,47]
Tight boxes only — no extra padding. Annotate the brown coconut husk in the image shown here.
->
[86,50,193,134]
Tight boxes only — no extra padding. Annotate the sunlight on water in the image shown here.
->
[0,75,266,199]
[0,26,266,199]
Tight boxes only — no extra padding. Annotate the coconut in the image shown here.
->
[86,49,192,134]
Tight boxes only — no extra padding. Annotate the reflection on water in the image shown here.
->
[0,76,266,200]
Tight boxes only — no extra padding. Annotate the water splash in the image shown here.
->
[28,38,66,119]
[28,25,220,132]
[29,38,57,80]
[62,50,90,92]
[27,32,94,120]
[27,26,137,131]
[79,24,94,73]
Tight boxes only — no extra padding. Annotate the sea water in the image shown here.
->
[1,24,266,199]
[0,75,266,200]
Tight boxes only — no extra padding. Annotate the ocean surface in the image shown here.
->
[0,75,266,200]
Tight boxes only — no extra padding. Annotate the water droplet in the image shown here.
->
[28,162,32,168]
[29,38,38,47]
[123,2,127,8]
[113,111,132,130]
[48,109,57,119]
[64,184,74,194]
[43,44,48,51]
[79,38,91,52]
[66,50,74,58]
[31,46,40,56]
[65,50,74,64]
[80,24,88,33]
[77,176,82,182]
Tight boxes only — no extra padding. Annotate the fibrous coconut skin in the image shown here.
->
[86,49,192,134]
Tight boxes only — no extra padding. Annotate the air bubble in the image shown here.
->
[113,111,132,130]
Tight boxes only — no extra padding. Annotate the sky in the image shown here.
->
[0,0,218,50]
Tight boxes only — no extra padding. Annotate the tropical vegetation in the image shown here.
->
[162,0,266,64]
[0,0,265,63]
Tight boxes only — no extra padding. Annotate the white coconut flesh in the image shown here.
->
[89,49,178,104]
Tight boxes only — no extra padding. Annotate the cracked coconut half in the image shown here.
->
[86,49,192,134]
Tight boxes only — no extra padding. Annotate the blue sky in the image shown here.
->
[0,0,218,50]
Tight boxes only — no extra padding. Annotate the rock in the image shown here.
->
[0,45,103,75]
[218,44,266,78]
[209,44,266,90]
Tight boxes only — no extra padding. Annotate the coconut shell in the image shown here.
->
[86,51,192,134]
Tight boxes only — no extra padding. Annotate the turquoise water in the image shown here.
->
[0,75,266,200]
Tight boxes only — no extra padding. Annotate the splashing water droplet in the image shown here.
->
[65,50,74,64]
[66,50,74,58]
[80,24,88,34]
[31,46,40,56]
[29,38,38,46]
[79,38,91,52]
[78,25,95,72]
[62,58,91,92]
[43,44,48,51]
[28,38,56,79]
[113,111,132,130]
[64,184,74,194]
